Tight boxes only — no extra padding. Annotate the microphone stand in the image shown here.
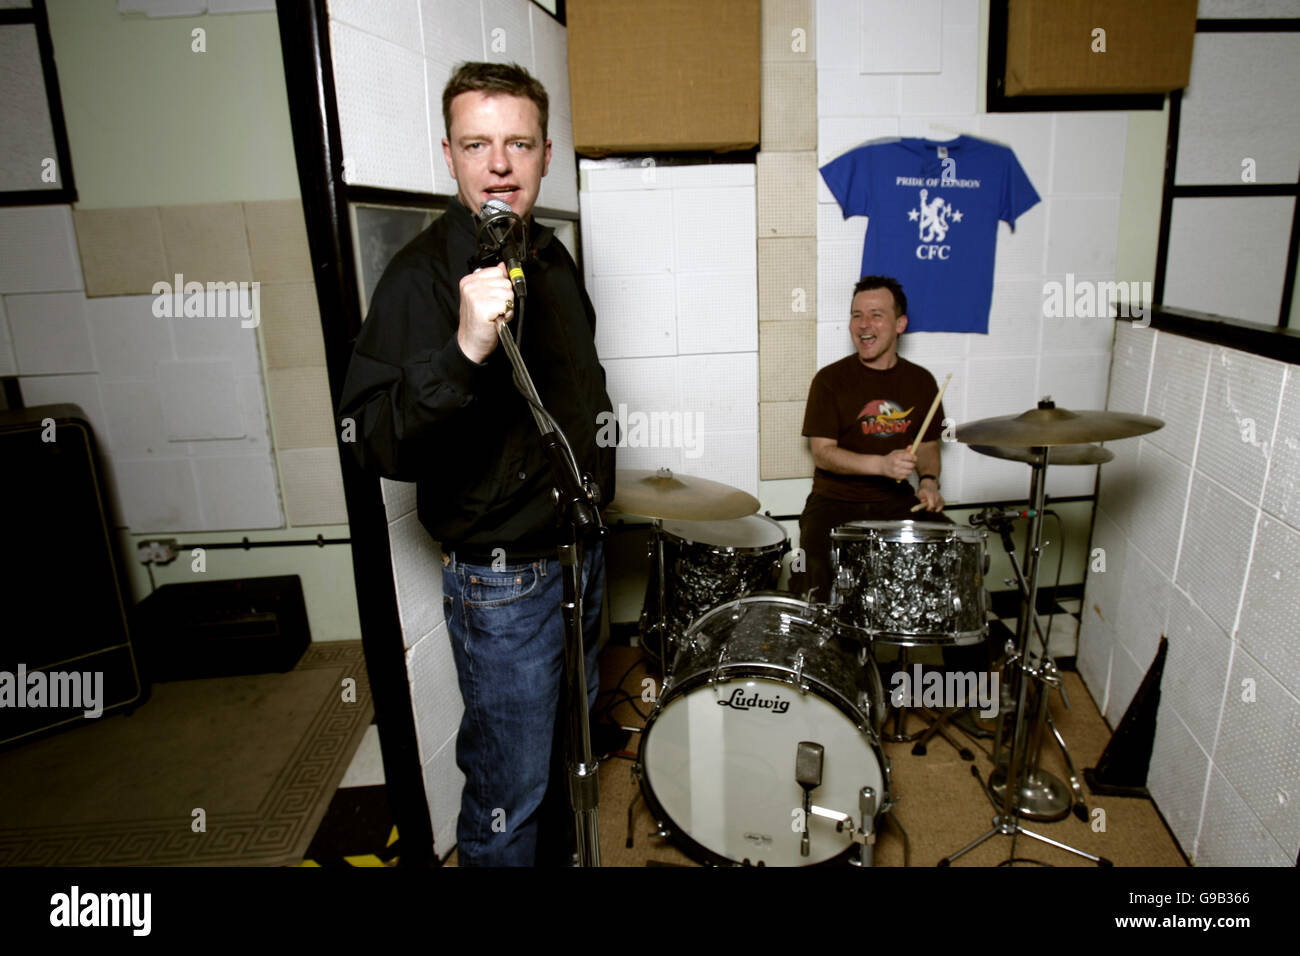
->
[494,300,605,867]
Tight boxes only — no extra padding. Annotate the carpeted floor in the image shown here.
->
[0,641,372,866]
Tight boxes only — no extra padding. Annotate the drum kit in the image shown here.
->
[608,400,1163,868]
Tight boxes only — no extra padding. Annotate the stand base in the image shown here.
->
[938,813,1112,867]
[988,765,1072,822]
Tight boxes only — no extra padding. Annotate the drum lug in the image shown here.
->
[792,650,808,695]
[834,564,855,601]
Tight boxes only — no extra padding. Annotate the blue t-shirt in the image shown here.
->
[820,135,1040,334]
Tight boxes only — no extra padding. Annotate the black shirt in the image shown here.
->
[337,198,616,551]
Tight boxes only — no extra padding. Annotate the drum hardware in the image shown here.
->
[792,650,808,693]
[941,399,1162,866]
[638,511,790,674]
[609,467,761,522]
[634,595,893,866]
[795,741,824,857]
[830,520,990,759]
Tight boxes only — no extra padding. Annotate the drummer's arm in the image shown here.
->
[810,437,888,476]
[915,441,944,511]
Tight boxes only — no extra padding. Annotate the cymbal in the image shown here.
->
[956,405,1164,447]
[609,468,760,521]
[970,443,1115,465]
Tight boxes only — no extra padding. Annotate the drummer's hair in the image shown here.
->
[853,276,907,317]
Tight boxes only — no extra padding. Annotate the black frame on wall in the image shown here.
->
[0,0,77,206]
[1152,17,1300,334]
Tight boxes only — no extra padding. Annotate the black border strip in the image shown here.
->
[276,0,435,866]
[1146,305,1300,365]
[986,0,1166,113]
[1174,184,1300,197]
[0,0,78,206]
[1153,89,1182,306]
[1196,17,1300,32]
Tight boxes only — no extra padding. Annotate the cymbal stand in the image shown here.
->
[939,447,1110,866]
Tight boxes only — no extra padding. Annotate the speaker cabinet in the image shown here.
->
[0,404,145,748]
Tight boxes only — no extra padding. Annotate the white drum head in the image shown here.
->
[661,514,786,550]
[642,675,884,867]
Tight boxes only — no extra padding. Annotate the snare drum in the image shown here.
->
[637,594,888,867]
[831,520,988,646]
[641,514,789,664]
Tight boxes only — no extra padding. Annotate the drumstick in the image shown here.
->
[910,372,951,457]
[895,372,951,485]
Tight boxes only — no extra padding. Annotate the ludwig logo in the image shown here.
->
[718,688,790,714]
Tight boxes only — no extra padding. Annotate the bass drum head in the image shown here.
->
[661,513,787,551]
[640,673,885,867]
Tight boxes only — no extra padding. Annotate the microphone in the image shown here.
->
[969,507,1037,528]
[477,198,528,299]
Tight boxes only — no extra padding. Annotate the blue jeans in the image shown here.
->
[441,540,604,866]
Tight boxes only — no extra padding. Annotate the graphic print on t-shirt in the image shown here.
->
[859,399,914,437]
[913,188,961,245]
[820,135,1040,334]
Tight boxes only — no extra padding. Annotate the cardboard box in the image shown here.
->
[1005,0,1197,96]
[567,0,760,155]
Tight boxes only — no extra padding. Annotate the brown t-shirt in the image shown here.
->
[802,354,944,502]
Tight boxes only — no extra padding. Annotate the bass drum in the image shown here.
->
[637,594,888,867]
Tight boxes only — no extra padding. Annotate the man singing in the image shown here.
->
[792,275,946,603]
[337,62,615,866]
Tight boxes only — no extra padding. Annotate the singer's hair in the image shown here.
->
[443,62,550,143]
[852,275,907,318]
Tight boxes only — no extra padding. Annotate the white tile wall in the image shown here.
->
[4,293,96,375]
[1146,335,1211,463]
[192,455,282,530]
[1197,767,1295,867]
[481,0,532,68]
[1238,515,1300,699]
[381,476,418,519]
[1147,702,1209,857]
[1087,329,1300,865]
[327,0,422,54]
[157,359,244,441]
[583,165,759,498]
[1134,439,1192,579]
[388,509,445,650]
[1177,473,1256,634]
[423,735,467,860]
[1213,649,1300,859]
[85,295,174,381]
[408,622,464,768]
[1197,348,1285,504]
[1163,587,1232,754]
[0,206,83,294]
[1165,197,1295,327]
